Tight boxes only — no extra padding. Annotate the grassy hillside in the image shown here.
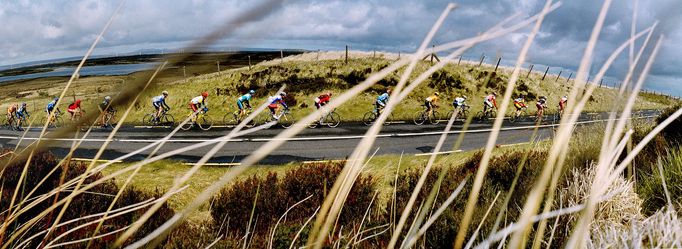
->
[0,51,677,126]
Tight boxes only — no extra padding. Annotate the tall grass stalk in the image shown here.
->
[288,206,320,249]
[112,85,286,247]
[0,2,124,245]
[411,177,468,242]
[267,194,314,249]
[530,24,656,249]
[454,1,554,248]
[395,103,460,247]
[565,37,662,249]
[324,5,458,248]
[464,191,501,249]
[507,0,612,247]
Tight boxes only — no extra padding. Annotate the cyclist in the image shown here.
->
[314,92,332,109]
[424,92,440,117]
[237,90,255,118]
[513,96,527,117]
[67,99,83,121]
[483,92,498,114]
[536,96,548,120]
[46,97,60,115]
[189,92,209,114]
[152,91,170,121]
[376,89,391,114]
[98,96,115,126]
[6,103,17,128]
[453,95,468,111]
[15,103,30,131]
[267,92,289,120]
[559,95,568,116]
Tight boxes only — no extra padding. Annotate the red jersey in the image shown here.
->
[317,94,331,104]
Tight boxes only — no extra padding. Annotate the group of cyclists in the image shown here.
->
[4,87,571,130]
[415,90,569,122]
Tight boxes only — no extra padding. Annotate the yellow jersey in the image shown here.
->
[426,95,439,103]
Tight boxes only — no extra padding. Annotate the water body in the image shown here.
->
[0,62,158,83]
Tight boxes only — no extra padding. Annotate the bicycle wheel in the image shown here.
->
[279,114,293,128]
[461,109,469,121]
[429,111,440,125]
[326,112,341,128]
[384,113,395,125]
[161,114,175,126]
[197,115,213,130]
[105,113,117,127]
[413,111,426,125]
[475,111,486,123]
[362,112,377,126]
[143,113,155,126]
[223,113,235,126]
[180,116,194,130]
[308,115,320,128]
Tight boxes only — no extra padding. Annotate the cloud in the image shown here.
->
[0,0,680,95]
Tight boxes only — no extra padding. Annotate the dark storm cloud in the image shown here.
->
[0,0,680,95]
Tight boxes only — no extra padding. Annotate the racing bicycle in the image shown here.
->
[308,108,341,128]
[181,107,213,131]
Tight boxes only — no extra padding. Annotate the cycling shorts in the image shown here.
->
[484,100,494,108]
[536,103,544,110]
[424,100,433,109]
[67,108,77,113]
[237,101,244,110]
[514,102,523,110]
[16,112,26,118]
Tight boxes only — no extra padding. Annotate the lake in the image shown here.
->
[0,62,158,83]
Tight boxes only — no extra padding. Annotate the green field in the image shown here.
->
[0,51,677,126]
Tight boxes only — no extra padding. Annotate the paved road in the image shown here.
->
[0,110,660,164]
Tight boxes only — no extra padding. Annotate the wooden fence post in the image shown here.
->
[457,56,462,65]
[541,66,549,80]
[555,70,562,82]
[526,64,534,78]
[566,72,572,83]
[494,57,501,72]
[217,61,220,75]
[280,50,284,63]
[345,45,348,64]
[248,56,252,70]
[478,54,485,67]
[599,79,603,87]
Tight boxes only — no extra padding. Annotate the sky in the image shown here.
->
[0,0,680,96]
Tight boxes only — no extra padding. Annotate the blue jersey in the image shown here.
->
[268,96,288,108]
[152,95,166,105]
[377,93,389,103]
[47,100,56,109]
[237,93,252,103]
[17,106,29,116]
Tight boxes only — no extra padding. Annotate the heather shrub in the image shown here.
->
[210,161,378,243]
[390,149,549,248]
[0,151,175,248]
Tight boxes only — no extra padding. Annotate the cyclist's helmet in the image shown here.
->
[280,92,287,96]
[104,96,111,101]
[21,102,27,107]
[249,90,255,94]
[463,95,468,99]
[492,92,498,96]
[201,92,209,98]
[563,95,568,99]
[162,90,169,95]
[434,92,440,96]
[328,92,333,96]
[386,89,392,94]
[75,99,81,104]
[54,97,59,101]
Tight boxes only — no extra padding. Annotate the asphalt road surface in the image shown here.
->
[0,110,660,164]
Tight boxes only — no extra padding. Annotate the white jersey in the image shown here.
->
[191,96,204,105]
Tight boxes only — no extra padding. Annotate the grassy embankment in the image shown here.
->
[0,51,676,126]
